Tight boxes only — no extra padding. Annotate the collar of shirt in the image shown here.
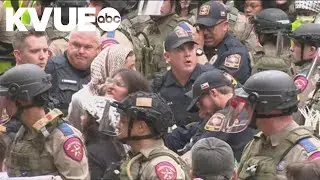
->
[163,64,203,87]
[266,121,299,147]
[139,140,166,158]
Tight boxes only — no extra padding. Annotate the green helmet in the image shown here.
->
[112,91,174,140]
[0,64,52,102]
[253,8,291,34]
[236,70,299,115]
[289,23,320,47]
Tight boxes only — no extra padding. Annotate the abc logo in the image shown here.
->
[97,7,121,32]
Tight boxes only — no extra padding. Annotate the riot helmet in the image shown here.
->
[290,23,320,63]
[205,70,299,133]
[0,64,52,118]
[290,23,320,47]
[252,8,291,56]
[289,23,320,92]
[0,64,52,102]
[111,91,174,141]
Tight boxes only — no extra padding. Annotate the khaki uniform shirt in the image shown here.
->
[46,124,90,180]
[296,62,320,107]
[245,122,320,180]
[9,124,90,180]
[126,140,186,180]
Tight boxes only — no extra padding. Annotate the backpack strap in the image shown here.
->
[273,127,313,164]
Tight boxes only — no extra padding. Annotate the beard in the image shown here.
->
[200,100,222,121]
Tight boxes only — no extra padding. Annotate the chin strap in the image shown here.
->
[119,116,161,143]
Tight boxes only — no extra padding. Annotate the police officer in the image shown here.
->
[196,1,251,84]
[1,64,89,179]
[12,26,50,70]
[138,0,193,78]
[165,70,255,160]
[251,8,295,76]
[45,27,101,115]
[204,0,261,56]
[290,23,320,126]
[111,91,189,180]
[150,28,214,127]
[209,70,320,180]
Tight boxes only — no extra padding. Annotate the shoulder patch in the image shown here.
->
[58,122,74,137]
[294,74,308,93]
[204,113,225,132]
[224,54,241,69]
[299,138,318,153]
[309,151,320,160]
[155,161,177,180]
[63,137,84,162]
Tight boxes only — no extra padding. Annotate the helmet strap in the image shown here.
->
[119,116,161,143]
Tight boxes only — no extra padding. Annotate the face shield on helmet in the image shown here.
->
[138,0,173,16]
[205,92,255,133]
[83,96,121,136]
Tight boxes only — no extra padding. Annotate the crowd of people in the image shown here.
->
[1,0,320,180]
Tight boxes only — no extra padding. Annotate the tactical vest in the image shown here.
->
[120,148,191,180]
[7,110,69,177]
[7,126,57,177]
[251,52,296,77]
[238,127,313,180]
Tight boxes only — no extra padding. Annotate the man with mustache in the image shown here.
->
[196,1,251,84]
[45,26,102,115]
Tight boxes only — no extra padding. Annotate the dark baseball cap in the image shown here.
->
[164,28,197,51]
[196,1,228,27]
[186,70,233,112]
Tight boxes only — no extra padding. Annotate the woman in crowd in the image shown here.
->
[67,44,136,130]
[81,69,150,180]
[242,0,277,18]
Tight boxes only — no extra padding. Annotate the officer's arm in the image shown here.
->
[219,52,251,84]
[164,123,199,153]
[45,59,58,89]
[45,131,90,180]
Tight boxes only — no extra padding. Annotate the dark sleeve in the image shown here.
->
[219,52,251,84]
[164,122,200,152]
[45,59,58,90]
[87,145,105,180]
